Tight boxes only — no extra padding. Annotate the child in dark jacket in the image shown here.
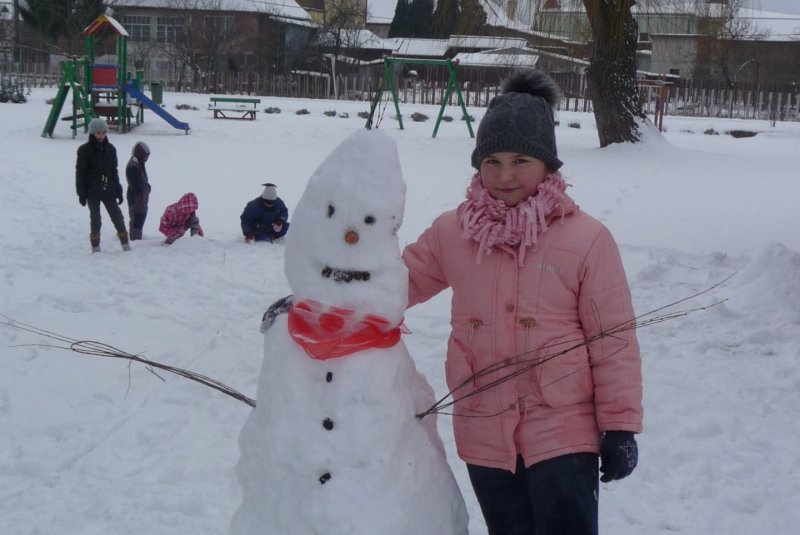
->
[240,183,290,243]
[125,141,151,241]
[75,118,130,253]
[159,192,204,246]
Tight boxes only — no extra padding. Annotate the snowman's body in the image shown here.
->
[230,129,468,535]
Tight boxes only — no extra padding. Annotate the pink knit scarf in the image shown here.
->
[458,172,569,266]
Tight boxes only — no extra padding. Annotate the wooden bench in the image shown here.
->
[209,97,261,120]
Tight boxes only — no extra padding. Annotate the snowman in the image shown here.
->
[229,128,469,535]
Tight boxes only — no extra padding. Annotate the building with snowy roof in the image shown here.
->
[478,0,800,84]
[100,0,316,82]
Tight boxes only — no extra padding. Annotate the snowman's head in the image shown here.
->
[284,129,408,325]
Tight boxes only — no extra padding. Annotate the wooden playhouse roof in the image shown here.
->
[83,15,130,38]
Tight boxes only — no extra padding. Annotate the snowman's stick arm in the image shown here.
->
[1,315,257,408]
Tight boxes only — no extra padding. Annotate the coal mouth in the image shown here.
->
[321,266,371,282]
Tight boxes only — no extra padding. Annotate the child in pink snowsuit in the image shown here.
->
[402,69,643,535]
[159,192,204,245]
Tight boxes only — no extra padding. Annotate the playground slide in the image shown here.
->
[122,82,190,133]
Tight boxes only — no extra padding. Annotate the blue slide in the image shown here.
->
[122,82,190,133]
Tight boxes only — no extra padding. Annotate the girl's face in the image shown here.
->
[480,152,548,207]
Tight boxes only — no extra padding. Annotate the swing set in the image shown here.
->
[365,57,474,139]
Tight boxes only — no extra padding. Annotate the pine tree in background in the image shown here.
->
[392,0,488,39]
[456,0,487,35]
[432,0,459,38]
[388,0,410,38]
[408,0,434,37]
[19,0,106,54]
[390,0,434,38]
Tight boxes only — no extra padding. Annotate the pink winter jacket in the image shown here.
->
[402,198,643,472]
[159,193,202,240]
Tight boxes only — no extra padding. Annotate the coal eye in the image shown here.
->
[327,204,335,218]
[364,215,376,225]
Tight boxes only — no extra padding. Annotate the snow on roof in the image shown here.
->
[484,0,800,39]
[736,9,800,41]
[83,15,130,37]
[451,49,540,68]
[271,14,318,27]
[535,47,588,66]
[447,35,530,49]
[478,0,534,31]
[317,28,390,50]
[112,0,311,21]
[384,38,451,57]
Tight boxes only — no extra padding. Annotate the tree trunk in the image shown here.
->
[582,0,647,147]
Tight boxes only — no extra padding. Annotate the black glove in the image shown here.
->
[79,196,87,206]
[117,195,124,205]
[599,431,638,482]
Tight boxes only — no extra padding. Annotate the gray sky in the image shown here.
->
[756,0,800,15]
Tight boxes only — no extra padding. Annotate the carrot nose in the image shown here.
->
[345,231,359,244]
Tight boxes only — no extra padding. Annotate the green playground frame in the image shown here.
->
[365,57,475,139]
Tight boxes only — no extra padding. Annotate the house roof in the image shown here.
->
[317,28,390,50]
[484,0,800,38]
[737,9,800,41]
[451,48,541,68]
[112,0,312,21]
[383,38,450,57]
[447,35,529,49]
[83,15,130,37]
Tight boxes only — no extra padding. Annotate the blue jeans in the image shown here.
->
[467,453,599,535]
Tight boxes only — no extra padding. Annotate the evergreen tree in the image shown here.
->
[432,0,459,38]
[456,0,487,36]
[408,0,434,38]
[388,0,411,38]
[19,0,105,43]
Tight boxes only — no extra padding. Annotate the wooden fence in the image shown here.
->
[3,62,798,122]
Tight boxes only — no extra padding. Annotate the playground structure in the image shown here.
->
[366,57,474,139]
[42,15,189,138]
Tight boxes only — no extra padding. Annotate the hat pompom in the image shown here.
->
[501,69,561,109]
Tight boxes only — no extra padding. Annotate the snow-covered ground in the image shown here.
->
[2,89,800,534]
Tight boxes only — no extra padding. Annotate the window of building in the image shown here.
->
[670,68,680,76]
[204,15,236,41]
[157,16,184,43]
[123,15,151,42]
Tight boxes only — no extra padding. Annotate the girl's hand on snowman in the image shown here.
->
[599,431,638,482]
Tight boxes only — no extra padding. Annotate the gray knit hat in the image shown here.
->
[471,69,563,171]
[261,183,277,201]
[88,117,108,134]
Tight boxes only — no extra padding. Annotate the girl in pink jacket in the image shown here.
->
[403,70,643,535]
[159,192,204,245]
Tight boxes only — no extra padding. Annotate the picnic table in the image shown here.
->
[208,97,261,120]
